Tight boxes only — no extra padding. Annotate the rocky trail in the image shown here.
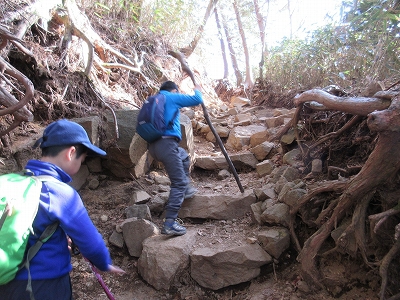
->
[1,103,382,300]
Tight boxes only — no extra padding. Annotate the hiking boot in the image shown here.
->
[161,219,187,236]
[184,185,198,199]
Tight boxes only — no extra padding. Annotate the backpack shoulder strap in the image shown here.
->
[22,222,59,267]
[18,173,60,270]
[20,173,60,299]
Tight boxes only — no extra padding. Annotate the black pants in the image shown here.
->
[0,273,73,300]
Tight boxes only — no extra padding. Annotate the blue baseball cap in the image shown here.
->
[35,119,106,156]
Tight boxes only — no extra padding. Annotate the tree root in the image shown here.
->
[293,93,400,298]
[289,180,347,252]
[55,0,148,78]
[0,27,35,137]
[369,205,400,235]
[379,225,400,300]
[294,89,391,116]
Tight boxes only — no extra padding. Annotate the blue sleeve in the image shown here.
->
[48,184,112,271]
[161,89,203,108]
[174,89,203,108]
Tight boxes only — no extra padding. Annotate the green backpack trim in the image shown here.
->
[0,172,59,290]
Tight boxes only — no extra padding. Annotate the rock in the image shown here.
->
[190,243,272,290]
[122,218,160,257]
[205,131,215,142]
[109,230,124,248]
[103,110,139,178]
[230,152,259,170]
[129,133,152,178]
[147,195,167,215]
[86,156,103,173]
[215,125,230,138]
[282,148,302,167]
[249,130,271,147]
[257,227,290,259]
[217,169,231,180]
[250,202,263,225]
[226,125,268,151]
[261,203,290,227]
[282,166,301,181]
[230,96,251,108]
[250,141,275,160]
[281,128,296,145]
[256,160,274,177]
[312,159,323,173]
[195,154,230,170]
[254,185,276,201]
[70,164,89,190]
[297,280,311,294]
[264,116,284,128]
[279,187,307,208]
[180,189,256,220]
[227,107,238,115]
[137,230,197,290]
[130,190,151,205]
[195,151,258,171]
[87,178,99,190]
[125,204,152,220]
[103,111,194,178]
[152,173,170,185]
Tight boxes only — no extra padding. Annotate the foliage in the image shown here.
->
[139,0,203,46]
[263,0,400,95]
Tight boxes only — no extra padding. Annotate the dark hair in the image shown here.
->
[42,144,88,158]
[160,81,179,92]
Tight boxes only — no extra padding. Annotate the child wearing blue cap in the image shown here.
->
[0,119,124,299]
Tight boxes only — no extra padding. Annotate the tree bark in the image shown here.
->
[253,0,267,80]
[233,0,254,89]
[179,0,219,58]
[214,7,229,79]
[220,10,242,86]
[294,89,391,116]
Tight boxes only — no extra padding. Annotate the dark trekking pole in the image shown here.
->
[168,50,244,193]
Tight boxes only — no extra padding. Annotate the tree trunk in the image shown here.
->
[179,0,219,58]
[287,0,294,39]
[233,0,254,89]
[214,7,229,79]
[221,11,242,86]
[253,0,267,80]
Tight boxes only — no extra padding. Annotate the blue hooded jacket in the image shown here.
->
[160,89,203,141]
[15,159,112,281]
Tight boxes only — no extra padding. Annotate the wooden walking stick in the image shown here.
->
[168,50,244,193]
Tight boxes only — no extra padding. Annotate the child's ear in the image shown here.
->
[66,146,76,161]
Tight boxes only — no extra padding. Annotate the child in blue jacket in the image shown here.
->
[0,119,124,300]
[148,81,203,236]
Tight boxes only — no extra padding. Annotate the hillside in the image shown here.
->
[1,1,400,299]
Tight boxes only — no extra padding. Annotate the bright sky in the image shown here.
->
[199,0,345,79]
[266,0,344,46]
